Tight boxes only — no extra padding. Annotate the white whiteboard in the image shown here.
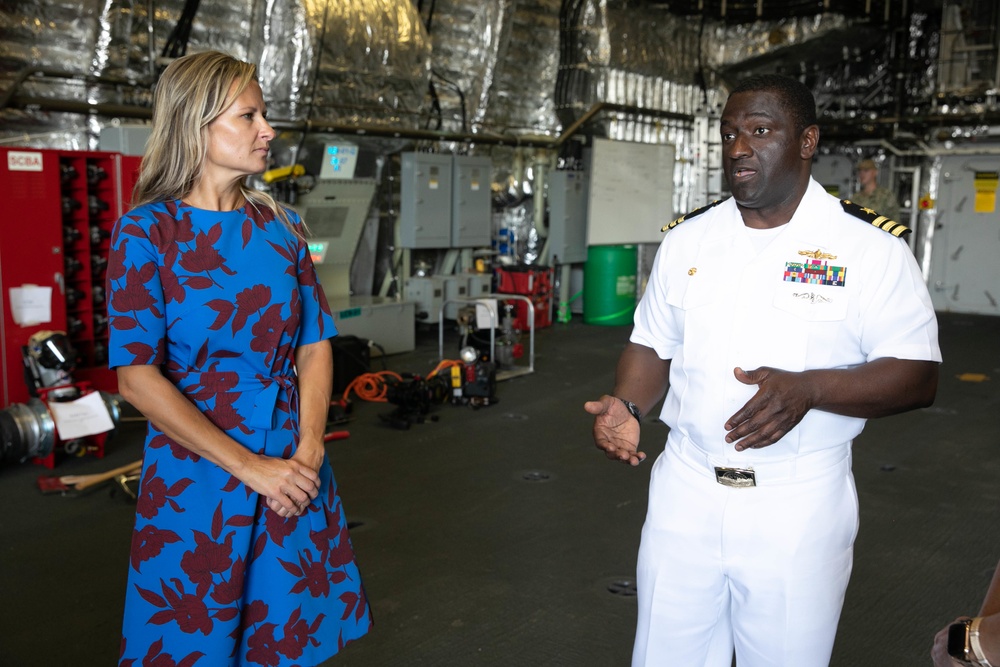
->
[587,139,676,245]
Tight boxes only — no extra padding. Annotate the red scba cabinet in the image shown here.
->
[0,147,140,407]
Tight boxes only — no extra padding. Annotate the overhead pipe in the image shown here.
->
[0,67,152,112]
[10,80,995,152]
[4,91,694,149]
[821,111,1000,140]
[6,96,154,121]
[553,102,694,146]
[866,138,1000,157]
[41,67,1000,150]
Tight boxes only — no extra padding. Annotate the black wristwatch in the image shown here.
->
[615,397,642,423]
[949,619,974,664]
[947,618,988,666]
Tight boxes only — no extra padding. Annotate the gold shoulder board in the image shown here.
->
[661,197,729,232]
[840,199,911,237]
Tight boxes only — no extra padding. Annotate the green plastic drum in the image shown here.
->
[583,244,638,326]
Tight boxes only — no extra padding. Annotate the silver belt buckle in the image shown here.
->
[714,466,756,488]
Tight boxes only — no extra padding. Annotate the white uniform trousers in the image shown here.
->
[632,437,859,667]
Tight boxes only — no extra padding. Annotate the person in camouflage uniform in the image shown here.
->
[852,158,901,222]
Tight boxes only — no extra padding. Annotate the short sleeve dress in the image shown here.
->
[108,199,371,667]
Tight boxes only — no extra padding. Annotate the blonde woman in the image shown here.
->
[108,51,371,666]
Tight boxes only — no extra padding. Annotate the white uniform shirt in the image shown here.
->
[632,178,941,462]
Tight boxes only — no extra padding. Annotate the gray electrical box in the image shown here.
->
[547,170,589,264]
[405,275,445,324]
[443,274,469,319]
[400,153,452,248]
[452,155,492,247]
[99,125,151,156]
[465,272,492,299]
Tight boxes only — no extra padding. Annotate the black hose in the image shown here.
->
[162,0,202,59]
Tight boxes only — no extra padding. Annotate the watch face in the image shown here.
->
[948,620,971,659]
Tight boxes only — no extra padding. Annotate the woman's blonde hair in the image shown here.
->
[132,51,294,230]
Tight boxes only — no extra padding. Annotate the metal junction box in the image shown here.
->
[451,155,492,247]
[464,272,493,300]
[400,153,453,248]
[547,170,589,264]
[442,274,469,319]
[404,275,446,324]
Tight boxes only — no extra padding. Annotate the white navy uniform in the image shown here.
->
[629,178,941,667]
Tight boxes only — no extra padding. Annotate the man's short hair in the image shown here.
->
[731,74,818,135]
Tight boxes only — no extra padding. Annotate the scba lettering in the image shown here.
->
[8,151,43,171]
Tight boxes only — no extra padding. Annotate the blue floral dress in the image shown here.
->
[108,200,371,666]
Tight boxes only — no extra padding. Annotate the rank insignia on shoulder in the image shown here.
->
[662,197,730,232]
[841,199,911,237]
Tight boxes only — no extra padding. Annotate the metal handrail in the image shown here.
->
[437,293,535,378]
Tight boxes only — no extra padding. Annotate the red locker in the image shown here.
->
[0,148,134,407]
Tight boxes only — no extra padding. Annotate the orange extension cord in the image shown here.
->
[339,359,465,404]
[341,371,402,403]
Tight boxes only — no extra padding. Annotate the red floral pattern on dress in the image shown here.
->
[186,363,239,402]
[123,637,205,667]
[149,202,195,266]
[136,462,193,520]
[123,341,160,365]
[107,236,130,283]
[250,304,287,369]
[278,550,331,597]
[275,607,323,660]
[110,265,160,331]
[159,266,187,305]
[131,525,183,572]
[139,579,214,635]
[180,529,234,597]
[211,556,245,605]
[233,285,272,332]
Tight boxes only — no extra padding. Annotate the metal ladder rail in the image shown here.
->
[437,293,535,379]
